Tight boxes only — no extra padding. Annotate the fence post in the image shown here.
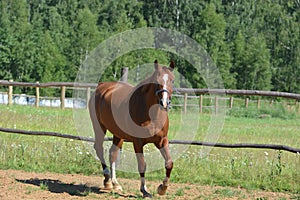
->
[229,97,234,109]
[245,98,249,108]
[257,98,261,109]
[8,79,13,106]
[184,93,188,114]
[35,81,40,108]
[199,95,203,113]
[60,86,66,109]
[215,96,218,114]
[86,87,91,109]
[121,67,128,82]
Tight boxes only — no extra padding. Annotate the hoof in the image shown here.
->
[141,188,152,198]
[143,192,153,198]
[103,180,113,190]
[157,184,167,195]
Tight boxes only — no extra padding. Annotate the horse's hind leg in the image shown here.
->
[89,94,112,189]
[94,124,113,190]
[109,136,124,191]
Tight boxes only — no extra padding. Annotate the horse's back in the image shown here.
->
[91,82,134,139]
[94,82,133,104]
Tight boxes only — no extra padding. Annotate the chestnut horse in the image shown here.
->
[89,60,175,198]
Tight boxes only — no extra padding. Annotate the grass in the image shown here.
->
[174,188,185,196]
[0,104,299,195]
[39,182,49,191]
[213,188,242,198]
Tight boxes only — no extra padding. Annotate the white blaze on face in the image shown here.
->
[162,74,169,108]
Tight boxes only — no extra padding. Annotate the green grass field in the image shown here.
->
[0,104,299,195]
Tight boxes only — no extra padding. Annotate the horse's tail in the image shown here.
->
[88,90,105,138]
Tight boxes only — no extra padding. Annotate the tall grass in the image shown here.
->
[0,104,299,194]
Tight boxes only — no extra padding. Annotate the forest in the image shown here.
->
[0,0,299,95]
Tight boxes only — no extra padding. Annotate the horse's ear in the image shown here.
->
[154,60,159,70]
[169,60,175,71]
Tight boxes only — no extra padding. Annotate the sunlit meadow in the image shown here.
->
[0,103,299,194]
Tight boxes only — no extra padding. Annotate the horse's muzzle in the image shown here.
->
[159,98,171,111]
[156,88,172,111]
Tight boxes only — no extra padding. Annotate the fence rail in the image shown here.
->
[0,80,299,112]
[0,80,97,88]
[0,127,299,154]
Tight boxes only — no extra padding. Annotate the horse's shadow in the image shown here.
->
[16,178,137,198]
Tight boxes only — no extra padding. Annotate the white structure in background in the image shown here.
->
[0,93,8,104]
[0,92,86,108]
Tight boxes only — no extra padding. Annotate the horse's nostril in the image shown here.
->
[159,99,164,107]
[167,99,171,105]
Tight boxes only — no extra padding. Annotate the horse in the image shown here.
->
[88,60,175,198]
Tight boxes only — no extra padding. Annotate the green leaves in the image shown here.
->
[232,33,272,90]
[0,1,299,93]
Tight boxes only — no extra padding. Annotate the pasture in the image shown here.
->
[0,104,299,198]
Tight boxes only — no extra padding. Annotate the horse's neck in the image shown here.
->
[133,82,155,106]
[134,74,156,104]
[130,82,157,111]
[127,80,167,128]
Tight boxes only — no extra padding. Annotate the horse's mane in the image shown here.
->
[134,70,157,93]
[141,73,156,85]
[134,66,173,94]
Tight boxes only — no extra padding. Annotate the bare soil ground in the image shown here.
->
[0,169,294,200]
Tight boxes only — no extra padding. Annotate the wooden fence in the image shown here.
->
[0,80,300,113]
[0,80,96,109]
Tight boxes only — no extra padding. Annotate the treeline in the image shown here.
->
[0,0,299,95]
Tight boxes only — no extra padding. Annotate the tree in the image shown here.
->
[232,32,272,90]
[0,0,299,93]
[0,0,14,80]
[6,0,35,84]
[193,3,234,88]
[255,1,300,93]
[97,0,147,81]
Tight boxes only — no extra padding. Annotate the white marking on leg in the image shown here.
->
[111,162,117,183]
[110,162,123,191]
[140,177,147,191]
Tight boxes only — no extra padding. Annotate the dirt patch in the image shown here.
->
[0,169,294,199]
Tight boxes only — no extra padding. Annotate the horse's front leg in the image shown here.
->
[133,142,152,198]
[109,136,124,191]
[157,138,173,195]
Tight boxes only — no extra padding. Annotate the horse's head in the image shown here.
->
[154,60,175,111]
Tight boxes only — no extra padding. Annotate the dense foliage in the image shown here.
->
[0,0,299,94]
